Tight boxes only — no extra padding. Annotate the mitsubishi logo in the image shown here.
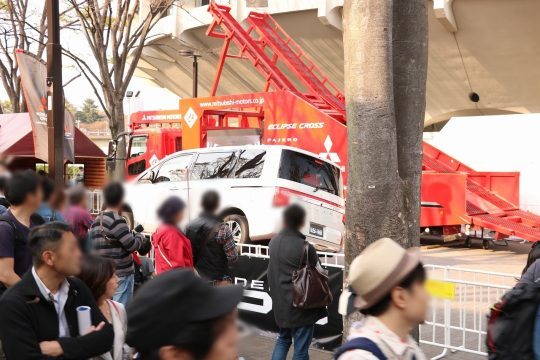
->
[319,135,340,163]
[184,107,198,128]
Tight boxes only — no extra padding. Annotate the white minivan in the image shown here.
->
[124,145,345,251]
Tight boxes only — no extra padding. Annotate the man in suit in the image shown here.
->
[0,222,114,359]
[267,204,326,360]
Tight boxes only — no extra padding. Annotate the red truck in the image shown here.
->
[116,108,263,180]
[120,110,182,179]
[107,3,540,246]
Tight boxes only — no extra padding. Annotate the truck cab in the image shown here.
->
[126,127,182,179]
[107,110,183,180]
[107,109,263,179]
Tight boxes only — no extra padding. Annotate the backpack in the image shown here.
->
[0,213,43,243]
[0,216,24,244]
[0,197,10,209]
[486,280,540,359]
[0,215,26,294]
[334,338,387,360]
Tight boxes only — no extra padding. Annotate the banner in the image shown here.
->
[230,256,343,350]
[15,49,75,163]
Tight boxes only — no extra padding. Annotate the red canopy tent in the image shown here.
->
[0,113,107,188]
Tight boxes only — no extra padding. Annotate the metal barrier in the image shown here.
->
[135,234,517,359]
[86,190,103,215]
[420,265,519,359]
[237,243,345,268]
[236,246,518,358]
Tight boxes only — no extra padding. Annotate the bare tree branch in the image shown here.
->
[63,0,173,140]
[0,0,58,111]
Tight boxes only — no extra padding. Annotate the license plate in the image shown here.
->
[309,222,325,238]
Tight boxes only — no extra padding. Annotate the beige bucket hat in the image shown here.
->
[339,238,421,316]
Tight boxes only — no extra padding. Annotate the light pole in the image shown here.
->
[125,90,140,129]
[46,0,64,187]
[179,49,201,98]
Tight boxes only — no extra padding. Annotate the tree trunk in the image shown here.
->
[111,100,127,180]
[10,94,20,113]
[392,0,428,340]
[344,0,406,261]
[342,0,428,336]
[20,97,27,113]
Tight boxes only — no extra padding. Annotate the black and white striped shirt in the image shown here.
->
[88,211,145,277]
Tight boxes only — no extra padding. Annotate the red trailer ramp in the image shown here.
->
[246,10,346,122]
[423,142,540,241]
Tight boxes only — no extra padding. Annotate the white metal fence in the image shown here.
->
[237,243,344,268]
[420,265,519,359]
[86,190,103,214]
[236,245,518,359]
[133,227,518,359]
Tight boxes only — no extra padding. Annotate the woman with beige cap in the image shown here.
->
[334,238,429,360]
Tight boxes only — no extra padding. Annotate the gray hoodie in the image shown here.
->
[520,259,540,284]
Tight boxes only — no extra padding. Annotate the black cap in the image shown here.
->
[126,269,243,352]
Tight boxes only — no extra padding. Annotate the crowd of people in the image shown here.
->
[0,169,243,359]
[0,167,538,359]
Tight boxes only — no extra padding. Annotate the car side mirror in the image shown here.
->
[138,170,155,184]
[107,140,117,160]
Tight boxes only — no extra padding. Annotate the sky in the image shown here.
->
[0,2,181,112]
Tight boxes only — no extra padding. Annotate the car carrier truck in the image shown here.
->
[108,2,540,248]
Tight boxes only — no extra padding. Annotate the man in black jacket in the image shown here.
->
[268,204,326,360]
[0,222,114,359]
[186,190,238,284]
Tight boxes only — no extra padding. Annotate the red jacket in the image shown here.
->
[152,224,194,274]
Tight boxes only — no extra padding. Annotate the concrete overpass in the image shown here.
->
[137,0,540,128]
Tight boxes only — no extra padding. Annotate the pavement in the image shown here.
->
[239,334,332,360]
[239,333,484,359]
[239,241,532,359]
[420,238,530,274]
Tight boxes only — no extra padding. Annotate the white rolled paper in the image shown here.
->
[76,305,92,335]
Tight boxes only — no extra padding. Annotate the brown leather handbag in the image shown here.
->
[292,242,333,309]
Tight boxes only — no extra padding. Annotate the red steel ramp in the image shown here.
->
[423,142,540,241]
[207,2,345,123]
[246,11,346,122]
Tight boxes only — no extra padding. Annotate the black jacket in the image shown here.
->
[185,213,228,281]
[267,228,326,328]
[0,271,114,359]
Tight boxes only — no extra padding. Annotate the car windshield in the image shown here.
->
[278,150,341,195]
[129,136,147,158]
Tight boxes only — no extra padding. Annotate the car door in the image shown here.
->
[140,153,194,232]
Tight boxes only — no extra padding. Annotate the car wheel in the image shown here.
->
[122,210,135,230]
[224,214,250,244]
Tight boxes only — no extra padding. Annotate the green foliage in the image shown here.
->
[75,98,105,123]
[0,100,12,114]
[64,100,78,115]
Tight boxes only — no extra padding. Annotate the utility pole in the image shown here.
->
[179,50,201,98]
[46,0,64,187]
[192,55,198,98]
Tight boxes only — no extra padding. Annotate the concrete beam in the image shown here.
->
[318,0,343,31]
[433,0,458,32]
[137,58,158,71]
